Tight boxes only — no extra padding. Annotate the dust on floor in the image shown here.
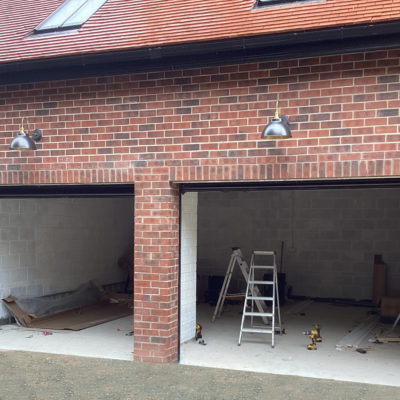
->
[0,315,133,360]
[180,301,400,387]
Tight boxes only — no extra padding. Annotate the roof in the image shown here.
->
[0,0,400,64]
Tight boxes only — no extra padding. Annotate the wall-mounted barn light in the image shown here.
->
[9,119,42,150]
[261,101,291,139]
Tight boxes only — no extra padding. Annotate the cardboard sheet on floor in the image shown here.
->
[2,295,132,331]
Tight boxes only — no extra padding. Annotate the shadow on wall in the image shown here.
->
[0,197,134,320]
[197,188,400,301]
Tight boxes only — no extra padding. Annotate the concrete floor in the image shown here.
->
[180,301,400,387]
[0,301,398,388]
[0,315,133,360]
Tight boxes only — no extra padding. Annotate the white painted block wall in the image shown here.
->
[197,188,400,301]
[0,197,134,319]
[180,192,198,343]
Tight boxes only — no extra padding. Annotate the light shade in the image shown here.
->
[9,131,37,150]
[261,115,291,139]
[261,101,292,139]
[9,123,42,150]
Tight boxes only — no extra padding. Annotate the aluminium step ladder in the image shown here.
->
[238,251,282,348]
[212,248,269,323]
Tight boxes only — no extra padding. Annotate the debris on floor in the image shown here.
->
[368,338,382,344]
[0,315,134,361]
[181,302,400,387]
[356,348,367,354]
[375,337,400,343]
[336,315,379,351]
[2,281,132,331]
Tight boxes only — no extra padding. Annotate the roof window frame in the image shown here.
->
[34,0,107,34]
[256,0,313,7]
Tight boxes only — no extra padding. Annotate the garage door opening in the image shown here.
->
[179,179,400,387]
[0,184,135,360]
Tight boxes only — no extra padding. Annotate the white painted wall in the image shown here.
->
[0,197,134,319]
[197,188,400,301]
[180,192,198,343]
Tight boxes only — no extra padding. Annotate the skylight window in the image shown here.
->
[34,0,107,34]
[257,0,309,6]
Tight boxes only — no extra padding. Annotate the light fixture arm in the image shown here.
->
[274,101,280,119]
[20,117,25,134]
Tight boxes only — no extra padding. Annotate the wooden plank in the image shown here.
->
[376,337,400,342]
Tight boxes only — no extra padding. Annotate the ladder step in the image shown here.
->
[241,327,273,334]
[246,296,273,301]
[248,280,274,285]
[250,265,276,269]
[243,311,273,317]
[252,251,275,256]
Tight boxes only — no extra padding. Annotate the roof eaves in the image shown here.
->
[1,20,400,84]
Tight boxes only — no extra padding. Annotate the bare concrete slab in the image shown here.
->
[0,315,133,360]
[180,301,400,387]
[0,301,398,388]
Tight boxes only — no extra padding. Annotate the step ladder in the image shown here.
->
[238,251,282,348]
[212,248,268,324]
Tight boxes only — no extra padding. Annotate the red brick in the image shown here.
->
[1,49,400,362]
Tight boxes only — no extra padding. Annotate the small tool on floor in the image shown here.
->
[303,324,322,350]
[195,323,207,345]
[195,323,202,340]
[356,348,367,354]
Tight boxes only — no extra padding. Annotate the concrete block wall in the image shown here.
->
[180,192,198,343]
[0,197,134,319]
[1,49,400,361]
[197,188,400,300]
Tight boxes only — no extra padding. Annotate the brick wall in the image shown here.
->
[0,49,399,362]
